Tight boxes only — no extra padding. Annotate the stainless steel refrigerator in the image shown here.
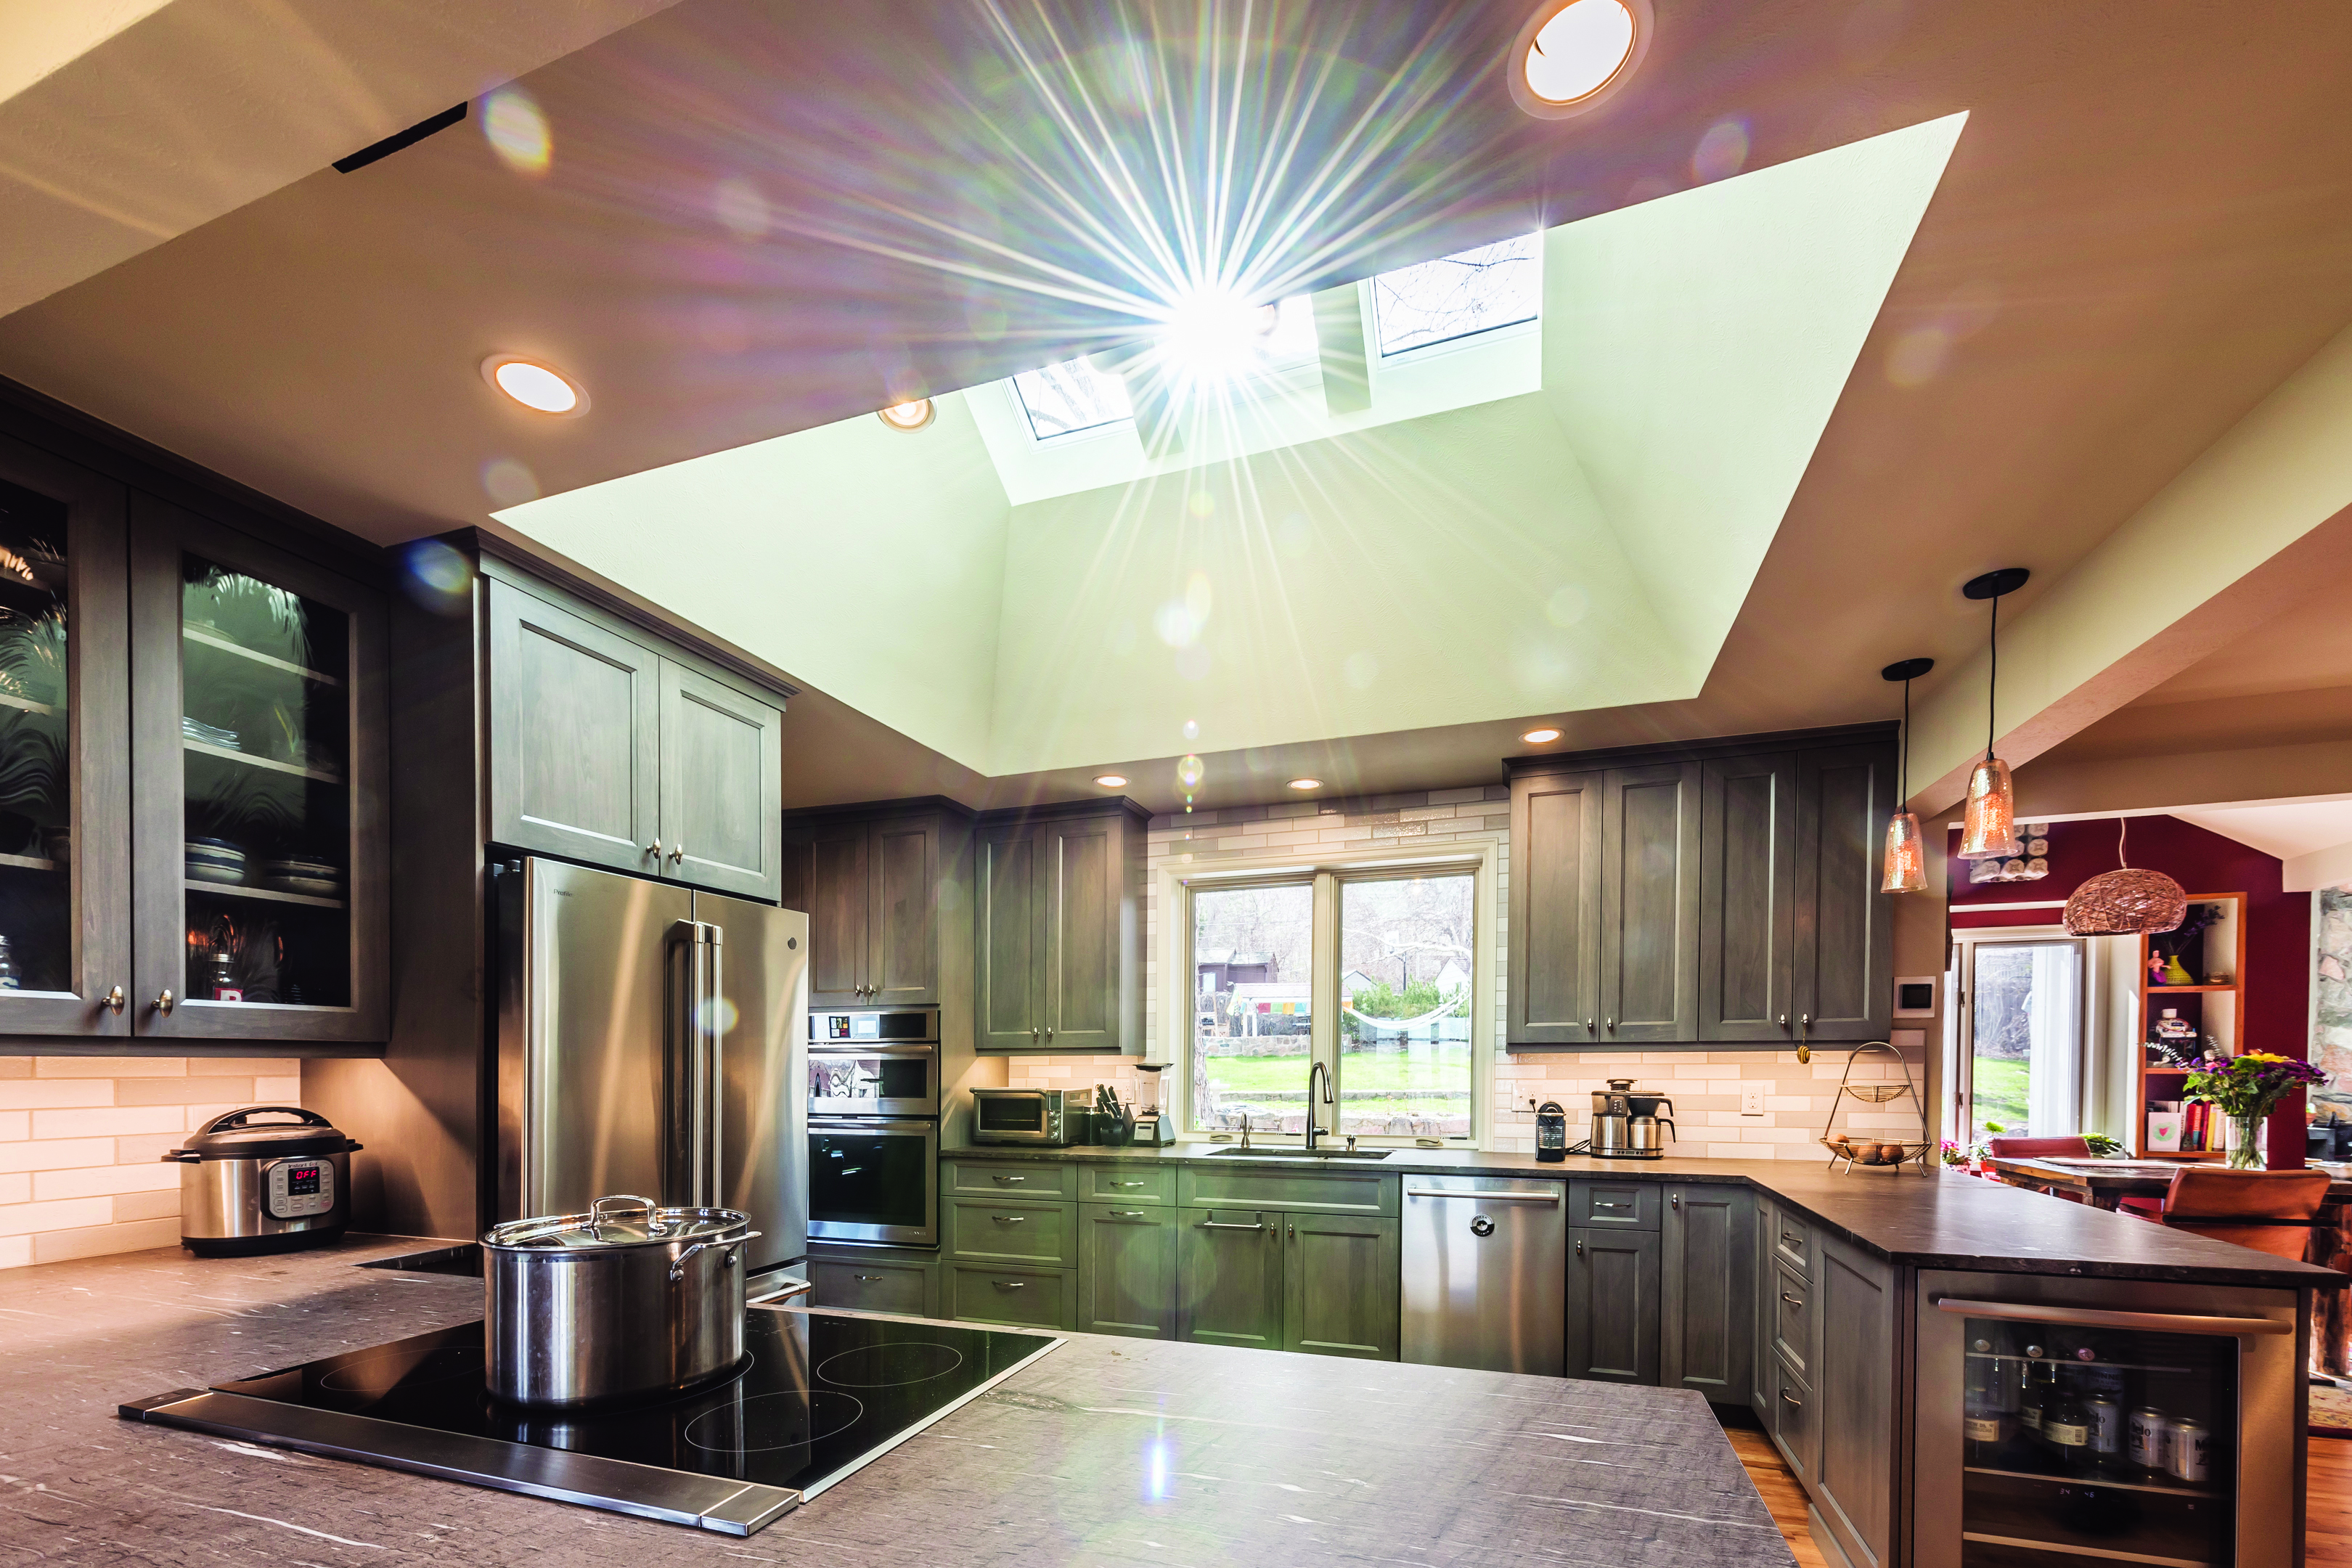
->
[493,857,808,1275]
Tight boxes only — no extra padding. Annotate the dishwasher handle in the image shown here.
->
[1404,1188,1563,1203]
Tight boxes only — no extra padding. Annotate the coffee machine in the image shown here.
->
[1591,1079,1675,1159]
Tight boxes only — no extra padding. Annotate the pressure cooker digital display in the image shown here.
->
[264,1157,336,1220]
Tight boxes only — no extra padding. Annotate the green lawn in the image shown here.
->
[1201,1045,1471,1098]
[1971,1055,2031,1138]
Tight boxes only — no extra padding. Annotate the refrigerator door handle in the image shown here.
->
[666,920,726,1209]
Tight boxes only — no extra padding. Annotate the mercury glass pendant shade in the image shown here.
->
[1959,756,2022,859]
[1881,811,1927,894]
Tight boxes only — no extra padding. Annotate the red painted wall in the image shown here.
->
[1948,816,2311,1165]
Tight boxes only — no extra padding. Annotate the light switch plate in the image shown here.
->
[1740,1082,1766,1116]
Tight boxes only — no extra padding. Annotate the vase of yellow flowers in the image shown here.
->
[2169,1050,2330,1169]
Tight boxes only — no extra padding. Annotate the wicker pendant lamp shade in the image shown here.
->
[1958,568,2029,859]
[2064,818,2186,936]
[1879,658,1933,894]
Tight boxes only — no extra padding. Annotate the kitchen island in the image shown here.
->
[0,1233,1792,1567]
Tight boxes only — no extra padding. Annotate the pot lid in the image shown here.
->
[168,1106,356,1160]
[483,1195,751,1251]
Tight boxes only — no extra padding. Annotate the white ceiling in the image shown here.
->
[497,114,1962,780]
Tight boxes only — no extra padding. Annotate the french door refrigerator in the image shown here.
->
[493,857,808,1276]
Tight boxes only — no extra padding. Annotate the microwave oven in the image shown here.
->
[969,1088,1083,1146]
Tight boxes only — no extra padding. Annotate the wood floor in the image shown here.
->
[1726,1424,2349,1568]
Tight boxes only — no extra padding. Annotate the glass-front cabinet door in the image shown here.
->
[130,497,386,1043]
[0,439,130,1034]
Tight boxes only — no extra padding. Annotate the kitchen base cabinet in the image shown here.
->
[1077,1202,1179,1339]
[944,1262,1077,1330]
[1769,1347,1818,1487]
[1179,1208,1285,1349]
[1810,1234,1894,1568]
[943,1196,1076,1267]
[1660,1184,1754,1400]
[807,1251,939,1318]
[1285,1213,1400,1359]
[1567,1226,1661,1384]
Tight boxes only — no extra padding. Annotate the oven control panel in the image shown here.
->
[265,1157,335,1220]
[809,1008,939,1044]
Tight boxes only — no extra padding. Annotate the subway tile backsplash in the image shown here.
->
[0,1056,301,1270]
[1005,790,1930,1158]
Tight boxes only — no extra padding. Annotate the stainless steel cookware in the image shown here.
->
[482,1193,761,1408]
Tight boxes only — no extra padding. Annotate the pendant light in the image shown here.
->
[1879,657,1934,893]
[2064,817,2187,936]
[1958,568,2029,859]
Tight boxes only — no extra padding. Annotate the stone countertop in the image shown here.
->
[0,1235,1789,1568]
[941,1143,2343,1289]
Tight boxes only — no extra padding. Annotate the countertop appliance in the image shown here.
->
[165,1106,361,1256]
[482,1194,771,1408]
[1534,1100,1568,1161]
[122,1307,1062,1537]
[494,859,808,1280]
[970,1087,1081,1146]
[1400,1175,1567,1375]
[1590,1078,1636,1158]
[809,1007,941,1247]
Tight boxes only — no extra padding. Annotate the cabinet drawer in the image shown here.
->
[1082,1163,1176,1205]
[1772,1212,1811,1277]
[944,1159,1077,1200]
[1571,1179,1662,1230]
[1770,1346,1817,1485]
[944,1262,1075,1330]
[1772,1262,1811,1381]
[808,1257,932,1318]
[1178,1166,1397,1217]
[945,1197,1076,1265]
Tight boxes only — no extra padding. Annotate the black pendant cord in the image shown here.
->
[1900,678,1911,802]
[1985,593,1998,761]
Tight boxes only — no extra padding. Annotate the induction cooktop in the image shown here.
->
[120,1307,1061,1535]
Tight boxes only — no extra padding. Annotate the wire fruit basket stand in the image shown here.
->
[1818,1041,1930,1175]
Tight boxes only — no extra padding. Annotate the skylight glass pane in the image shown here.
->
[1012,357,1134,441]
[1371,234,1541,357]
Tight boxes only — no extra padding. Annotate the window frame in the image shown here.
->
[1159,837,1500,1148]
[1943,924,2093,1145]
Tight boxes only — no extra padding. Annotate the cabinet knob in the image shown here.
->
[1575,1238,1585,1257]
[154,989,174,1016]
[647,840,661,859]
[1670,1193,1681,1211]
[1031,1027,1040,1041]
[1584,1018,1594,1032]
[669,843,685,864]
[102,985,125,1016]
[1043,1026,1054,1042]
[1604,1017,1614,1031]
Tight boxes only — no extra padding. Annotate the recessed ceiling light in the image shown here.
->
[1093,774,1128,788]
[1287,777,1321,791]
[481,354,587,415]
[1522,727,1563,744]
[1509,0,1651,120]
[878,398,934,432]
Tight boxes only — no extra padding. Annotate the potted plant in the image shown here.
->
[2170,1050,2330,1169]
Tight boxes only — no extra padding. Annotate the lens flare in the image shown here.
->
[482,86,550,176]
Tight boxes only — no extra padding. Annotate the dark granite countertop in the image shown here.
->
[0,1235,1790,1568]
[941,1143,2341,1289]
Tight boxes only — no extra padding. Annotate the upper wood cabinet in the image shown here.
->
[1508,727,1895,1050]
[0,442,391,1045]
[781,803,970,1007]
[485,573,784,903]
[974,799,1146,1054]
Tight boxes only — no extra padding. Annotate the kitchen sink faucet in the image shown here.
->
[1305,1061,1334,1151]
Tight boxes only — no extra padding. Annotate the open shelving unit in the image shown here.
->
[2131,891,2246,1159]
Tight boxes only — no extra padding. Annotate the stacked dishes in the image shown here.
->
[185,838,246,885]
[182,716,240,750]
[258,858,343,898]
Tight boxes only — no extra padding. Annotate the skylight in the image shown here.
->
[1371,234,1543,356]
[1012,357,1134,441]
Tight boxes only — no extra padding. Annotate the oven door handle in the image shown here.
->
[1932,1297,2292,1337]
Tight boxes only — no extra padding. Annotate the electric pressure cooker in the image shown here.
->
[164,1106,360,1256]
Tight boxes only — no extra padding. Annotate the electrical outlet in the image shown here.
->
[1740,1082,1767,1116]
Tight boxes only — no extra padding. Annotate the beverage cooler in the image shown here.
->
[1915,1273,2304,1568]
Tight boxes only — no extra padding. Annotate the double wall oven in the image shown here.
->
[807,1007,939,1247]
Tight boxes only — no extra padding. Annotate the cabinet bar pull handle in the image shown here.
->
[855,1274,884,1281]
[1781,1293,1804,1307]
[1114,1180,1143,1188]
[1781,1232,1802,1247]
[1403,1188,1561,1202]
[103,986,124,1015]
[1109,1210,1147,1219]
[995,1174,1026,1183]
[995,1280,1027,1289]
[992,1214,1026,1223]
[154,989,173,1015]
[1781,1388,1803,1408]
[1197,1220,1266,1231]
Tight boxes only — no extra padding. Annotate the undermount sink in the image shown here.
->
[1208,1146,1393,1159]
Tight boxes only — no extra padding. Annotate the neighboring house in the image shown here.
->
[1198,948,1279,993]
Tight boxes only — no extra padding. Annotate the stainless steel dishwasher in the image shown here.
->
[1400,1175,1567,1374]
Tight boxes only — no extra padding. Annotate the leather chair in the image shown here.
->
[2157,1168,2333,1260]
[1985,1136,2094,1204]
